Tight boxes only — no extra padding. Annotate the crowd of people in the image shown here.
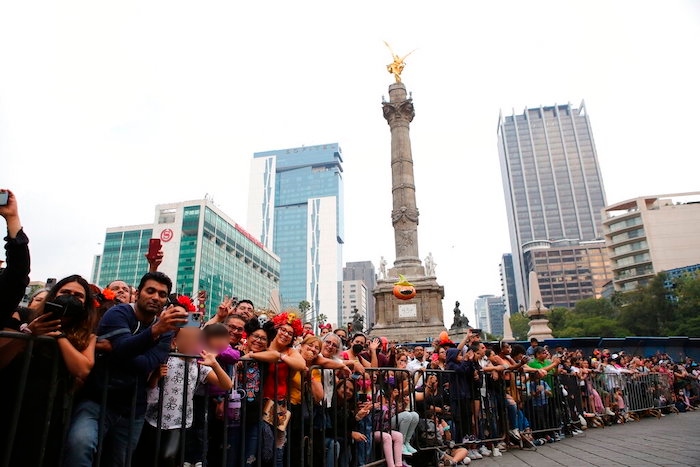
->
[1,187,699,467]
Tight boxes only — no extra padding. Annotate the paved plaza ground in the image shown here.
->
[474,410,700,466]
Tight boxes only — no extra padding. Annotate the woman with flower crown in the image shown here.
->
[241,311,305,466]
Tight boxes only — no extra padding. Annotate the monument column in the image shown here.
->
[371,49,446,342]
[383,83,422,273]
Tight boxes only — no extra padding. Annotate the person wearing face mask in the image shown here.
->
[0,274,97,466]
[342,333,373,368]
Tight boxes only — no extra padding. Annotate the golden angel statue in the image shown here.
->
[384,41,416,83]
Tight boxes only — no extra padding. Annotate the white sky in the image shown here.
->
[2,1,699,327]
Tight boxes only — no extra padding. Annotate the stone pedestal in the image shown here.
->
[525,271,553,340]
[527,318,553,341]
[373,272,446,342]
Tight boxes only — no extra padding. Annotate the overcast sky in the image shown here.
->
[2,1,699,327]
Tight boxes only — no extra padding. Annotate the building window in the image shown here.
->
[158,208,177,224]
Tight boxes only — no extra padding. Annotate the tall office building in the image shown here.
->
[524,241,612,308]
[343,261,376,329]
[248,144,344,325]
[499,253,518,315]
[498,102,608,308]
[473,295,491,333]
[473,294,506,337]
[603,192,700,292]
[341,279,368,330]
[94,200,280,318]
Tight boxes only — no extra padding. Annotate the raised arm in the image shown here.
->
[0,189,30,326]
[201,350,234,391]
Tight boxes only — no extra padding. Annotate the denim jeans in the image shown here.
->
[231,420,262,466]
[355,416,373,466]
[63,399,144,467]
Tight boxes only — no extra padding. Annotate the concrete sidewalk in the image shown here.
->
[473,410,700,466]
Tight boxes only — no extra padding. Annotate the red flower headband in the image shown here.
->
[272,312,304,337]
[176,295,197,312]
[93,287,118,308]
[102,288,116,301]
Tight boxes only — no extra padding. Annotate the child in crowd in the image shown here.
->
[186,323,240,467]
[133,326,233,467]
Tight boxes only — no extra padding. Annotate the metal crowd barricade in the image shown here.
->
[0,331,66,467]
[512,369,566,437]
[2,329,692,467]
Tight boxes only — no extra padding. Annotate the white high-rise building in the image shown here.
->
[248,144,344,325]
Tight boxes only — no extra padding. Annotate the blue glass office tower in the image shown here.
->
[248,144,344,325]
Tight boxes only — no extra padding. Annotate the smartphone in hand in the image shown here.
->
[147,238,162,261]
[177,312,204,328]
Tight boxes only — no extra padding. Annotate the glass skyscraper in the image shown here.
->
[97,225,153,289]
[499,253,518,315]
[248,144,344,325]
[94,200,280,318]
[473,294,506,337]
[498,102,609,308]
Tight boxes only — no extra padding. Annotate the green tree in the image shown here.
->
[298,300,311,316]
[619,273,676,335]
[317,313,328,325]
[509,313,530,341]
[485,332,500,341]
[669,274,700,336]
[572,298,617,318]
[550,298,630,337]
[548,307,570,335]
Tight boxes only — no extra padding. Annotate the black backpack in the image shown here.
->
[415,417,441,448]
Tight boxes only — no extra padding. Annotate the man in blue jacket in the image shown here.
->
[63,271,188,467]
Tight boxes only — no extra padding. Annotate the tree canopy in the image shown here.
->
[508,271,700,339]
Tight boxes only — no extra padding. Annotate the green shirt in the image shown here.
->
[528,358,554,387]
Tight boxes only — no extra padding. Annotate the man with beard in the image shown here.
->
[63,271,188,467]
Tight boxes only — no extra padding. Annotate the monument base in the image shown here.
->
[372,273,446,343]
[527,318,554,340]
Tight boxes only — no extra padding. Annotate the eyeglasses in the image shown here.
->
[324,341,339,349]
[249,334,267,342]
[277,328,294,337]
[227,325,244,332]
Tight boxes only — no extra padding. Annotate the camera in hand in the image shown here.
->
[45,295,85,321]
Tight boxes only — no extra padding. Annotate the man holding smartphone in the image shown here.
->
[0,189,29,329]
[64,271,188,467]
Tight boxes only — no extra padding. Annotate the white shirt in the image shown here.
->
[406,357,428,374]
[145,356,212,429]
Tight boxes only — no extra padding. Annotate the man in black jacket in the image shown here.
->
[0,189,29,328]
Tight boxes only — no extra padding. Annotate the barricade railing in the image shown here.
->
[510,369,565,437]
[0,331,65,467]
[1,329,691,467]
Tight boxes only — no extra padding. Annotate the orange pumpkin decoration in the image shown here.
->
[393,274,417,300]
